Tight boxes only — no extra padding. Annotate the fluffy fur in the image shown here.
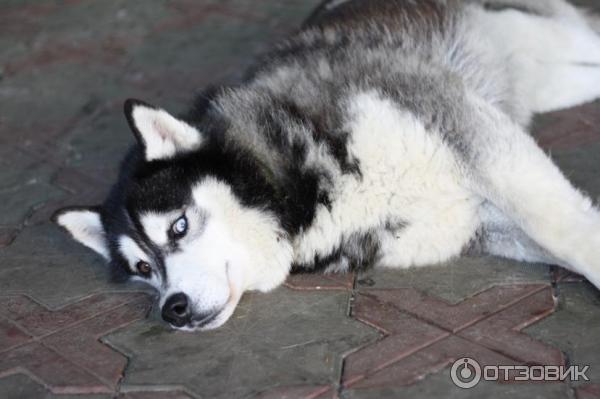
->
[55,0,600,331]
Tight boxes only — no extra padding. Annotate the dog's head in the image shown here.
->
[53,99,292,331]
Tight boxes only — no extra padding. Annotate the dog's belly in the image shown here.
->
[292,91,481,270]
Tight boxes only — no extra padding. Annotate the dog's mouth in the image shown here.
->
[169,263,243,332]
[188,307,223,329]
[172,298,240,332]
[166,309,221,332]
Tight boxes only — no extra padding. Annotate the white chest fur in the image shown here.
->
[293,92,481,268]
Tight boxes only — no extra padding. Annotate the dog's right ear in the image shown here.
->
[124,99,203,162]
[52,207,110,260]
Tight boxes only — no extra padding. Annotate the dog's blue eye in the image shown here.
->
[172,216,187,237]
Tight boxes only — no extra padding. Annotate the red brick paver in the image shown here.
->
[0,293,151,394]
[343,285,563,390]
[535,101,600,151]
[285,272,355,291]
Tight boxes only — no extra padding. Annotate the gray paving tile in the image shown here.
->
[525,282,600,388]
[341,370,573,399]
[0,65,112,147]
[0,374,49,399]
[357,256,551,303]
[61,109,135,185]
[0,180,65,227]
[0,148,67,227]
[105,288,378,399]
[0,148,53,191]
[0,224,152,308]
[552,142,600,200]
[120,0,324,105]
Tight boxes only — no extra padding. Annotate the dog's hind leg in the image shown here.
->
[472,201,568,267]
[465,93,600,288]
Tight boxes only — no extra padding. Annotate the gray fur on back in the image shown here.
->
[215,0,528,176]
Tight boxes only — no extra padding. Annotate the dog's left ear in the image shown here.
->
[124,99,203,161]
[52,207,110,260]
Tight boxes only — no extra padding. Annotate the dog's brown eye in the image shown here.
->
[136,261,152,276]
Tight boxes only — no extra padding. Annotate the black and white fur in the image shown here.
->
[55,0,600,331]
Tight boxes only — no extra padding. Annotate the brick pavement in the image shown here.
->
[1,1,600,398]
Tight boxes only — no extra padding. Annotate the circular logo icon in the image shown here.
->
[450,357,482,389]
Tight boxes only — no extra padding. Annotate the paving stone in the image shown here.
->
[0,318,30,352]
[0,64,117,149]
[254,385,332,399]
[0,146,55,192]
[124,9,269,93]
[0,179,66,227]
[458,288,563,366]
[122,0,323,91]
[552,266,587,284]
[105,288,377,399]
[578,385,600,399]
[0,147,67,227]
[551,141,600,200]
[118,390,194,399]
[0,1,169,79]
[532,104,600,200]
[346,336,517,390]
[2,0,600,398]
[0,293,151,395]
[356,256,551,304]
[0,0,321,149]
[0,374,49,399]
[343,294,447,382]
[361,284,546,333]
[60,109,136,186]
[0,227,19,248]
[0,342,108,394]
[285,272,355,291]
[525,283,600,388]
[0,224,153,308]
[342,285,562,390]
[342,369,571,399]
[0,292,141,337]
[0,373,113,399]
[41,298,151,386]
[532,101,600,152]
[38,168,111,221]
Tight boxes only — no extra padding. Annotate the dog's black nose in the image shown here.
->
[162,293,191,327]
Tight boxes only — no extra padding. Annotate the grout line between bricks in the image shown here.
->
[39,297,151,392]
[357,284,549,336]
[340,284,553,391]
[0,292,149,355]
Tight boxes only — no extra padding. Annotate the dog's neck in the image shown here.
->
[208,88,336,240]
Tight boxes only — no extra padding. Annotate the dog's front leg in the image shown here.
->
[465,93,600,289]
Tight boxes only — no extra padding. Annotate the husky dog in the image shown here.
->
[54,0,600,331]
